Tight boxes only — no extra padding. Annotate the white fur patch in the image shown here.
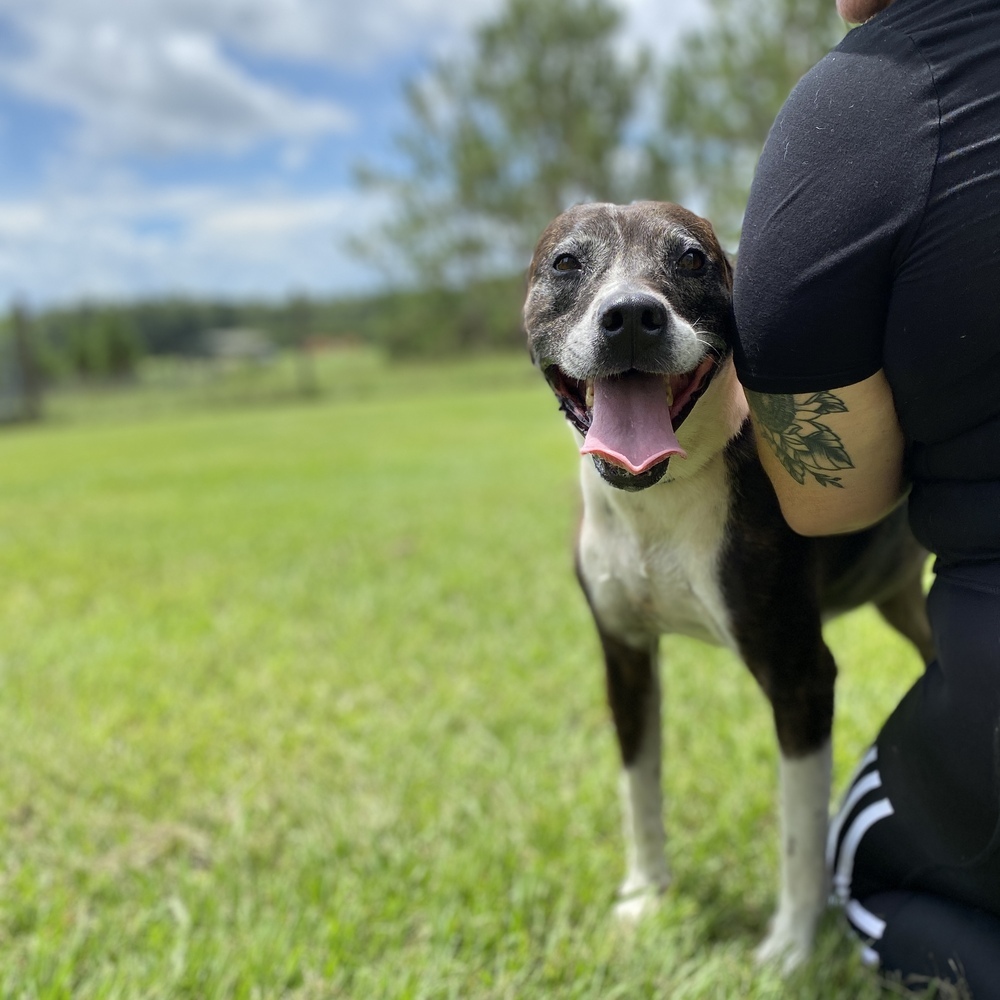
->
[756,742,832,971]
[577,361,746,651]
[615,659,670,920]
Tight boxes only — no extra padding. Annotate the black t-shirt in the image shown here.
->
[733,0,1000,565]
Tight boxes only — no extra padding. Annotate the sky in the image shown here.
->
[0,0,705,308]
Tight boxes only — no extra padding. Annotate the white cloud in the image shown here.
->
[0,0,711,305]
[0,2,354,157]
[0,0,505,78]
[197,197,345,239]
[0,182,389,305]
[619,0,709,59]
[0,204,46,237]
[0,0,706,159]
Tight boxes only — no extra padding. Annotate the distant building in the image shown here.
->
[200,327,275,363]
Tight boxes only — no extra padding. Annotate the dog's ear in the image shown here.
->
[722,251,735,291]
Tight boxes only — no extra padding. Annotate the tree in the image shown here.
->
[661,0,847,244]
[68,309,143,379]
[286,293,320,398]
[355,0,669,286]
[0,304,43,422]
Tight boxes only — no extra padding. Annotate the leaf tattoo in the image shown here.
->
[747,390,855,489]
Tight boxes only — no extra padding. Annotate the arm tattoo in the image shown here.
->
[747,390,855,489]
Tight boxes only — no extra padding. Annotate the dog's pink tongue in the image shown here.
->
[581,372,686,474]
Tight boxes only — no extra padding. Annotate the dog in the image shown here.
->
[522,201,933,969]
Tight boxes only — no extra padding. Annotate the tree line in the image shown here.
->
[3,278,528,389]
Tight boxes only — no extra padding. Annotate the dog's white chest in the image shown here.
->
[577,454,736,650]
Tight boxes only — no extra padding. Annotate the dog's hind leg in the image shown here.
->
[750,642,836,972]
[760,734,833,971]
[732,614,837,971]
[597,628,670,922]
[721,459,837,970]
[876,566,934,664]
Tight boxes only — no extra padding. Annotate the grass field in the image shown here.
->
[0,351,932,998]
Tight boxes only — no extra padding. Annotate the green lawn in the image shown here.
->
[0,352,930,998]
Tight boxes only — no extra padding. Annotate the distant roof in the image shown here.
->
[201,327,274,359]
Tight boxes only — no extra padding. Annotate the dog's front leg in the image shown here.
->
[596,628,670,922]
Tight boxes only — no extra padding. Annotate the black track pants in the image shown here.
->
[829,562,1000,998]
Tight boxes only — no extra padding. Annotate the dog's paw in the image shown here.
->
[754,912,816,973]
[613,889,660,925]
[612,877,669,926]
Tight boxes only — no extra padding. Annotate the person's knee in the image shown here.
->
[858,890,1000,999]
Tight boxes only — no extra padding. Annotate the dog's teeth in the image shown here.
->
[586,382,594,408]
[665,382,674,407]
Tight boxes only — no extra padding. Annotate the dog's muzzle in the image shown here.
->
[544,355,721,491]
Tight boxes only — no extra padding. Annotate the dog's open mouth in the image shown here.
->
[545,356,719,490]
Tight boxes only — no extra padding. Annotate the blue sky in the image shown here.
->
[0,0,704,307]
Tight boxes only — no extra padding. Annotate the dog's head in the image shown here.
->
[524,201,735,492]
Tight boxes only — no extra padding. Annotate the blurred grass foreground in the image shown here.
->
[0,348,926,998]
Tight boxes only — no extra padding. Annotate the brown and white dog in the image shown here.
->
[523,201,932,969]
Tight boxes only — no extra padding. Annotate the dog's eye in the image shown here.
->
[677,249,706,273]
[553,254,582,273]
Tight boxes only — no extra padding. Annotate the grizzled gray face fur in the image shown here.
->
[524,201,734,378]
[523,201,735,491]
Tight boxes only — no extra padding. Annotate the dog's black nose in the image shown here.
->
[597,292,669,370]
[599,293,667,338]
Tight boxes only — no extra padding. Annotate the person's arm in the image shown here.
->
[745,369,906,536]
[733,27,936,537]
